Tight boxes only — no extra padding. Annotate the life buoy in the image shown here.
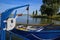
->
[6,18,16,31]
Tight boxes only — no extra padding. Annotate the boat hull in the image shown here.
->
[11,29,60,40]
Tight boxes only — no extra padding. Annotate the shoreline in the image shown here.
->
[31,15,60,21]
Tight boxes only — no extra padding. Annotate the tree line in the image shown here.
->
[32,10,38,16]
[40,0,60,16]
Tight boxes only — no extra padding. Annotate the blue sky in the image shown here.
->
[0,0,42,14]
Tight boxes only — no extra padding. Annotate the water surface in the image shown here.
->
[16,15,60,25]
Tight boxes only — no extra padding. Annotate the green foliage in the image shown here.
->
[41,0,60,16]
[41,4,53,16]
[35,10,38,15]
[42,0,60,5]
[40,4,48,15]
[32,11,34,15]
[32,10,38,16]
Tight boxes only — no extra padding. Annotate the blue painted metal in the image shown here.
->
[1,4,29,20]
[11,23,60,39]
[8,31,30,40]
[1,4,29,40]
[11,29,60,39]
[1,14,6,40]
[9,32,12,40]
[13,10,17,18]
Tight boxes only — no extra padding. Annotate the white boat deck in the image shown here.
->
[16,25,44,32]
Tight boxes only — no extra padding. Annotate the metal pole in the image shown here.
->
[27,6,29,26]
[9,32,12,40]
[1,14,6,40]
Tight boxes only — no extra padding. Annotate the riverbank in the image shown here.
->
[31,15,60,21]
[16,23,60,26]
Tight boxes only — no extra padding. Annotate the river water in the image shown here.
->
[0,15,60,25]
[16,15,60,25]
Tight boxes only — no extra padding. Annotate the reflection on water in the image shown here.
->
[16,15,60,25]
[0,15,60,25]
[0,17,1,26]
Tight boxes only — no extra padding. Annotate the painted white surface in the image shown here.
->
[6,18,16,31]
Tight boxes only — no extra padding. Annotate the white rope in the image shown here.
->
[31,34,41,40]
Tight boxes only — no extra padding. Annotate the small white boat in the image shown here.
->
[16,25,44,32]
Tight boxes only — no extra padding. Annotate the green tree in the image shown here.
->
[32,11,34,15]
[42,0,60,5]
[40,0,60,16]
[40,4,54,16]
[45,7,54,16]
[35,10,38,15]
[40,4,47,15]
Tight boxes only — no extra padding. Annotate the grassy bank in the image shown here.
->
[31,15,60,21]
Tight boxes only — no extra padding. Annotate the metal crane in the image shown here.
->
[0,4,29,40]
